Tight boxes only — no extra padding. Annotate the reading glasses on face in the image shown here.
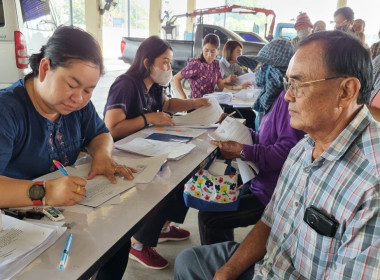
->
[283,76,348,98]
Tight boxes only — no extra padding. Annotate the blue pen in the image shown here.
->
[59,233,73,270]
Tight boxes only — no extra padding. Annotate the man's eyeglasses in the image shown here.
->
[283,76,348,98]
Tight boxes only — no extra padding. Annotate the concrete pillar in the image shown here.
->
[149,0,162,36]
[336,0,347,8]
[186,0,196,34]
[85,0,103,51]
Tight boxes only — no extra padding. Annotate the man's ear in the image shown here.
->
[38,58,51,82]
[339,77,360,107]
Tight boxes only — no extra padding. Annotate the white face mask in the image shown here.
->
[150,66,172,86]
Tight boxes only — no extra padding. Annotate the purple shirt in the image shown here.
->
[180,58,222,98]
[104,73,166,119]
[243,90,305,205]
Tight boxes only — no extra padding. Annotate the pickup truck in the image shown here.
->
[120,24,266,74]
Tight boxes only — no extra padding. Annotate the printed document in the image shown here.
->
[112,153,168,183]
[0,214,66,279]
[172,98,223,127]
[236,72,256,86]
[115,138,195,160]
[209,116,259,183]
[36,166,136,208]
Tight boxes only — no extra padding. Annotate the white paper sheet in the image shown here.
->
[236,72,256,85]
[112,153,168,183]
[115,138,195,160]
[172,98,223,126]
[203,92,233,104]
[69,164,136,207]
[0,214,66,280]
[36,166,136,208]
[209,116,259,183]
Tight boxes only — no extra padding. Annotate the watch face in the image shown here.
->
[29,184,45,200]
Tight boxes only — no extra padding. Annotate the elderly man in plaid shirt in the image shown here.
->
[174,30,379,280]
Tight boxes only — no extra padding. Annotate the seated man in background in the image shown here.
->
[174,30,380,280]
[291,12,313,48]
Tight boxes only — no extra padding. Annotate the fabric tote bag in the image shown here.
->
[183,158,239,212]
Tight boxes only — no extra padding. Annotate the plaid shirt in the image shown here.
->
[254,106,380,279]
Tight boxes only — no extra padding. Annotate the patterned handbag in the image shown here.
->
[183,158,239,212]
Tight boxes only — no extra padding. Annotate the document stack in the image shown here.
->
[0,214,66,279]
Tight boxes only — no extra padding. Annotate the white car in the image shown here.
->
[0,0,57,89]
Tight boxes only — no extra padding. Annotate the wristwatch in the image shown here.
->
[240,149,245,161]
[28,181,45,206]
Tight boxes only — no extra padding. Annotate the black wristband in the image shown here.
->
[141,114,149,128]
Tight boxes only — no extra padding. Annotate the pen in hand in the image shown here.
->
[53,160,85,197]
[59,233,73,270]
[53,160,69,176]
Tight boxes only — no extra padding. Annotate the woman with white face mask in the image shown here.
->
[104,36,210,141]
[104,36,210,270]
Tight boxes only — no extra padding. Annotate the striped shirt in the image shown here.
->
[254,106,380,279]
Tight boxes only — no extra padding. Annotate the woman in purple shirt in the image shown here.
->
[173,34,250,99]
[199,39,305,245]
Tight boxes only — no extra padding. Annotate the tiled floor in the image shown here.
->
[93,60,253,280]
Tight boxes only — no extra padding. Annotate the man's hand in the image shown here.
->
[210,140,243,159]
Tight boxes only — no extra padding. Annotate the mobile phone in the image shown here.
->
[303,206,339,237]
[43,207,65,221]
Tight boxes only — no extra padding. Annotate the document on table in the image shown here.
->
[172,98,223,127]
[203,92,233,104]
[69,164,136,207]
[115,138,195,160]
[142,126,207,138]
[112,153,168,183]
[209,116,259,183]
[0,214,66,280]
[36,166,136,208]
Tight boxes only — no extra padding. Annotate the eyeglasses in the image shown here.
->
[283,76,348,98]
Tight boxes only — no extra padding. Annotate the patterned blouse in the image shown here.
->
[180,58,222,99]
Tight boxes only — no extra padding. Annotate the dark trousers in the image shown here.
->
[96,239,131,280]
[198,183,265,245]
[133,187,189,247]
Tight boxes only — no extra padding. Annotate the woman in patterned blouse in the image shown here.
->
[173,34,245,99]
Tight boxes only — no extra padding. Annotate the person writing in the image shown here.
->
[174,30,380,280]
[104,35,205,269]
[173,34,250,99]
[0,25,135,279]
[104,35,210,141]
[199,39,304,245]
[219,40,252,90]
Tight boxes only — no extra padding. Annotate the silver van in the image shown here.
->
[0,0,57,88]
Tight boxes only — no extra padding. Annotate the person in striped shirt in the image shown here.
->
[174,30,379,280]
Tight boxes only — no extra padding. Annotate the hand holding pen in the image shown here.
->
[41,161,87,206]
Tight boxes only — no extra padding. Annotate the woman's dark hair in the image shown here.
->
[222,40,243,62]
[127,36,172,80]
[199,33,220,63]
[299,30,373,105]
[29,25,104,77]
[334,7,354,21]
